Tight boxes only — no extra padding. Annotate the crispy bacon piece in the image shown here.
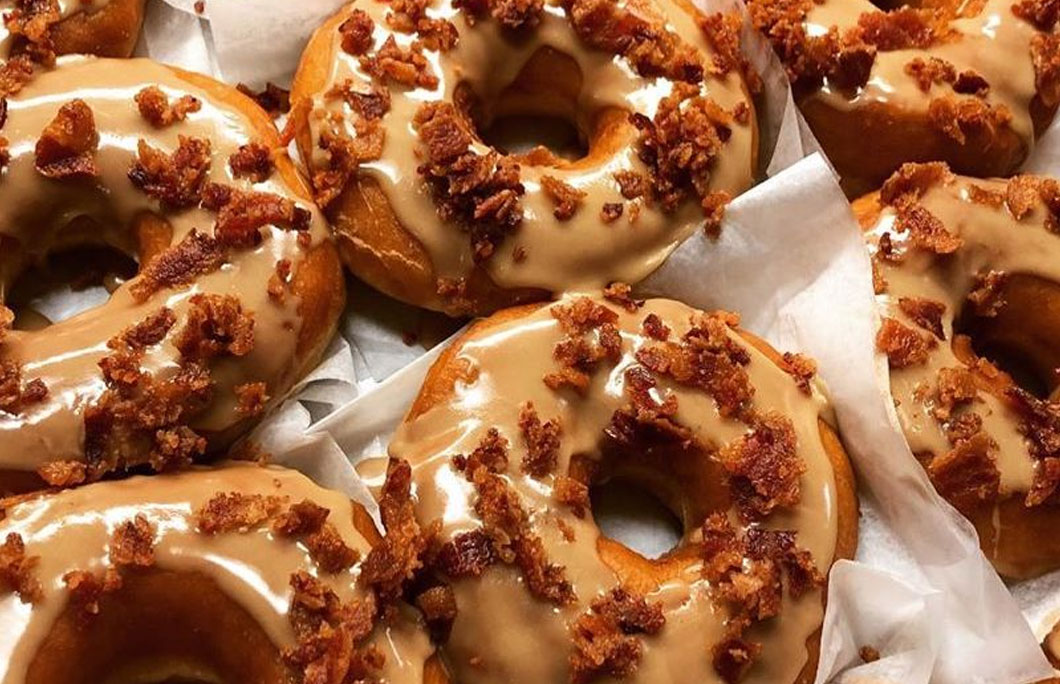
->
[569,588,665,684]
[196,492,284,533]
[876,317,935,367]
[35,99,99,178]
[128,136,211,208]
[361,459,428,601]
[540,175,585,220]
[110,515,156,567]
[228,142,274,183]
[0,533,41,604]
[135,86,202,127]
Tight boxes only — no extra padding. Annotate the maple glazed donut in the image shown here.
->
[387,293,858,683]
[290,0,758,316]
[0,57,345,493]
[1,0,144,63]
[749,0,1060,195]
[861,162,1060,580]
[0,462,445,683]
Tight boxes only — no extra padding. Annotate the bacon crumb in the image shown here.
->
[35,99,99,178]
[201,182,311,247]
[928,96,1012,146]
[569,588,665,684]
[1032,33,1060,109]
[932,367,978,421]
[37,460,87,488]
[415,585,457,640]
[128,136,211,208]
[641,313,670,340]
[0,359,48,415]
[926,432,1000,512]
[129,229,225,303]
[196,491,284,534]
[361,459,428,601]
[898,297,946,340]
[600,202,624,223]
[312,124,385,207]
[111,308,177,351]
[63,568,122,616]
[967,270,1007,317]
[904,56,956,91]
[1006,389,1060,504]
[1012,0,1060,30]
[880,162,953,204]
[234,381,269,417]
[268,258,292,302]
[0,533,41,603]
[339,9,376,55]
[110,514,156,567]
[876,317,935,367]
[135,86,201,127]
[893,200,962,254]
[603,282,639,312]
[780,352,816,394]
[719,411,804,520]
[434,529,498,577]
[229,142,274,183]
[518,402,561,478]
[860,646,881,663]
[540,175,585,220]
[553,475,590,518]
[361,35,439,89]
[544,298,622,394]
[175,293,255,361]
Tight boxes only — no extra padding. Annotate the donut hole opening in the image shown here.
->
[590,477,684,560]
[6,244,138,330]
[478,114,587,161]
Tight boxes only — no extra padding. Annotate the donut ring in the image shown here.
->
[1,0,145,62]
[859,162,1060,580]
[749,0,1060,196]
[0,57,345,493]
[0,463,446,683]
[291,0,757,316]
[388,294,857,683]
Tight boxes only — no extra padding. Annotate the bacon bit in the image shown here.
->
[488,0,542,29]
[236,82,291,117]
[641,313,670,340]
[200,183,312,247]
[928,96,1012,146]
[635,311,753,418]
[312,124,385,207]
[893,200,962,254]
[856,8,940,50]
[713,637,762,684]
[698,11,749,79]
[434,529,498,577]
[130,230,225,303]
[228,142,274,183]
[452,427,509,475]
[600,202,624,223]
[361,459,428,601]
[967,270,1008,317]
[35,99,99,178]
[175,293,254,361]
[111,308,177,351]
[718,411,804,520]
[702,190,731,238]
[1012,0,1059,30]
[631,83,732,222]
[880,162,953,204]
[234,382,268,417]
[780,352,816,394]
[361,35,438,89]
[614,171,648,200]
[553,475,590,518]
[932,367,978,421]
[603,282,639,312]
[196,491,285,534]
[1032,33,1060,108]
[0,533,41,603]
[284,571,383,682]
[110,515,156,567]
[544,298,622,394]
[0,55,35,99]
[518,402,561,478]
[540,175,585,220]
[268,259,292,302]
[5,0,59,55]
[415,585,457,640]
[876,317,935,368]
[0,360,48,415]
[37,460,87,487]
[569,588,665,684]
[953,70,989,96]
[194,1,204,13]
[606,364,693,447]
[327,80,392,121]
[414,102,524,261]
[568,0,704,83]
[135,86,201,127]
[385,0,459,50]
[926,432,1000,512]
[339,9,376,55]
[898,297,946,340]
[273,499,360,574]
[0,136,9,171]
[1007,389,1060,505]
[63,567,122,616]
[904,56,956,92]
[1005,174,1045,220]
[128,136,212,208]
[967,183,1005,208]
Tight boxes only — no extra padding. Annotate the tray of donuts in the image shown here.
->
[0,0,1059,681]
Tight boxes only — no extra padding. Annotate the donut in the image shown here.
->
[858,162,1060,580]
[0,57,345,493]
[0,462,449,683]
[386,293,858,683]
[749,0,1060,196]
[1,0,145,64]
[290,0,758,316]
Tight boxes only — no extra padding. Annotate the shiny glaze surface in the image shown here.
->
[0,57,332,468]
[306,0,755,291]
[0,463,432,684]
[389,296,840,684]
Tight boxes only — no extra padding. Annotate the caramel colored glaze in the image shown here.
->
[793,0,1054,195]
[0,463,434,684]
[0,58,345,475]
[389,295,857,684]
[0,0,143,60]
[292,0,756,314]
[858,174,1060,579]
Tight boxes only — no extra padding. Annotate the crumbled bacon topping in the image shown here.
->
[110,514,156,567]
[1007,389,1060,504]
[569,587,665,684]
[273,499,360,574]
[0,55,35,99]
[641,313,670,340]
[488,0,543,29]
[876,317,935,368]
[175,293,255,362]
[63,567,122,616]
[35,99,99,178]
[553,474,590,518]
[719,411,804,520]
[614,171,648,200]
[36,460,86,488]
[268,258,292,302]
[698,12,753,80]
[414,102,524,261]
[361,35,439,89]
[235,381,269,417]
[1032,33,1060,108]
[112,308,177,351]
[339,9,376,55]
[904,56,956,91]
[0,360,48,415]
[879,162,953,204]
[129,230,225,303]
[433,529,498,577]
[600,202,624,223]
[780,352,816,394]
[967,270,1008,317]
[928,96,1013,146]
[1012,0,1059,30]
[135,86,201,127]
[385,0,459,49]
[228,142,274,183]
[196,492,284,533]
[544,298,621,394]
[603,282,639,312]
[518,402,561,478]
[361,459,429,601]
[0,532,41,603]
[312,124,385,207]
[926,431,1000,512]
[540,175,585,220]
[892,200,962,254]
[4,0,59,60]
[898,296,946,340]
[201,182,312,247]
[931,367,979,422]
[128,136,212,208]
[415,584,457,640]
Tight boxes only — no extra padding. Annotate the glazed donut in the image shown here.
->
[0,462,446,683]
[859,162,1060,579]
[387,293,858,683]
[291,0,757,316]
[0,57,345,493]
[749,0,1060,196]
[1,0,144,64]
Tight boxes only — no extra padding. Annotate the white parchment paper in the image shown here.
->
[128,1,1060,682]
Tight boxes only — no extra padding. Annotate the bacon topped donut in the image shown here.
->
[0,58,345,493]
[749,0,1060,195]
[291,0,758,316]
[860,162,1060,579]
[0,462,442,683]
[1,0,144,65]
[386,294,857,683]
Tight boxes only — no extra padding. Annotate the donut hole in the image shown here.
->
[589,477,684,559]
[954,273,1060,399]
[478,114,587,161]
